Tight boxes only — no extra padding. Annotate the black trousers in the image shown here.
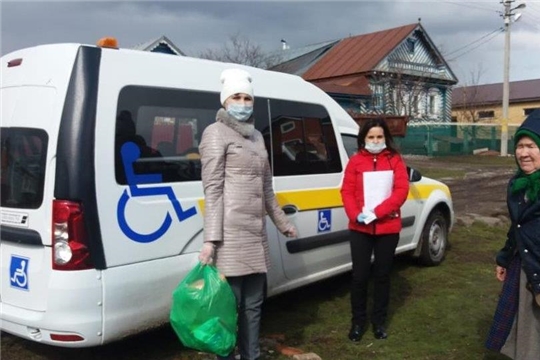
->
[349,231,399,327]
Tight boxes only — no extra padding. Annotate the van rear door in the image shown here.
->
[1,86,56,312]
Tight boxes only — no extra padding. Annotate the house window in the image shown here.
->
[429,95,436,115]
[406,39,415,54]
[427,88,440,116]
[524,107,540,116]
[372,93,383,110]
[413,95,419,114]
[478,110,495,119]
[393,88,402,113]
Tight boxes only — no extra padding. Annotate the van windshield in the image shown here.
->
[1,128,48,209]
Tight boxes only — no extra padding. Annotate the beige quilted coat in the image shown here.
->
[199,109,293,277]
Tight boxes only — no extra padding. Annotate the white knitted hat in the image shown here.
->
[220,68,254,105]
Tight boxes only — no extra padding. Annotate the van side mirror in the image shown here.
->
[408,167,422,182]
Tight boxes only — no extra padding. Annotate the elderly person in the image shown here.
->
[198,68,297,360]
[486,109,540,359]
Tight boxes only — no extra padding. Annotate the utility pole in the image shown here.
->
[501,0,511,157]
[501,0,526,156]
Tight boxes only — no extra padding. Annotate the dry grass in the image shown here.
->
[260,222,511,360]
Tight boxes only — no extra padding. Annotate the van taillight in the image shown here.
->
[52,200,93,270]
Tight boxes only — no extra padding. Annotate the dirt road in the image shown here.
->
[405,155,515,219]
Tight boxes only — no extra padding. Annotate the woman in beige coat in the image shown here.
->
[198,68,297,360]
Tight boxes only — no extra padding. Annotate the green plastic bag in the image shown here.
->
[170,262,237,356]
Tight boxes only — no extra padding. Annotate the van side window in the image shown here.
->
[341,134,358,158]
[267,100,341,176]
[1,128,48,209]
[116,86,221,184]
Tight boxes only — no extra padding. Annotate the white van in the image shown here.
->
[0,42,454,347]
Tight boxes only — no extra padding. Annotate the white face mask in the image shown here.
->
[365,141,386,154]
[226,103,253,122]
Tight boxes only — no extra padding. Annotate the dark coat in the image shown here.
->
[496,108,540,296]
[496,176,540,296]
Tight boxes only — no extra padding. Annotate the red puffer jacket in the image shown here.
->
[340,149,409,235]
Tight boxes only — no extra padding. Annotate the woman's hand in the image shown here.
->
[496,266,507,282]
[284,226,297,238]
[199,242,215,265]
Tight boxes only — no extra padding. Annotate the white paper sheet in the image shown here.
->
[363,170,393,212]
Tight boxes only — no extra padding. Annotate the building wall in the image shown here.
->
[452,100,540,125]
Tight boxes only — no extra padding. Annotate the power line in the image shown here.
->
[442,1,499,12]
[445,27,503,57]
[447,29,503,61]
[521,18,540,31]
[521,12,540,24]
[526,3,540,16]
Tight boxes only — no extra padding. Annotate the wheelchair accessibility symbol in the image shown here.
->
[117,142,197,243]
[318,209,332,233]
[10,255,29,290]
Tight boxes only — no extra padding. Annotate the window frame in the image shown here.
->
[524,107,540,116]
[1,127,49,209]
[478,110,495,119]
[115,86,343,183]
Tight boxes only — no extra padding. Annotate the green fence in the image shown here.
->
[396,123,521,156]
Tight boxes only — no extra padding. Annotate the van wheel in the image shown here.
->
[418,210,448,266]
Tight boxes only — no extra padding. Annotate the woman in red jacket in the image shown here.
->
[341,118,409,342]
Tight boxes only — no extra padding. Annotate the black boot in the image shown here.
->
[372,324,388,340]
[348,324,365,342]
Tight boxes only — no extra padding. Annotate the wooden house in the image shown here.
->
[270,22,458,132]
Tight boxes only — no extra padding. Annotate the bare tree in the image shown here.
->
[452,64,488,123]
[198,33,282,69]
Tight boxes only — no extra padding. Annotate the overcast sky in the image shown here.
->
[2,0,539,85]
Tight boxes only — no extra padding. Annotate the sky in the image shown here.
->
[1,0,539,86]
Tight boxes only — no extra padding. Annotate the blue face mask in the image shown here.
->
[365,142,386,154]
[226,103,253,122]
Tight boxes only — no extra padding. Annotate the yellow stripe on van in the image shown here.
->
[408,183,451,200]
[198,199,206,214]
[197,183,450,215]
[275,189,343,211]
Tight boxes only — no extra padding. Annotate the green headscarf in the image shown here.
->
[511,129,540,202]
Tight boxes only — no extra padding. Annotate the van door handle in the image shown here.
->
[282,205,298,215]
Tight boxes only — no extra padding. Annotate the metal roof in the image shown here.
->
[452,78,540,107]
[269,40,339,76]
[303,23,418,81]
[312,76,371,96]
[132,35,185,56]
[271,39,339,64]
